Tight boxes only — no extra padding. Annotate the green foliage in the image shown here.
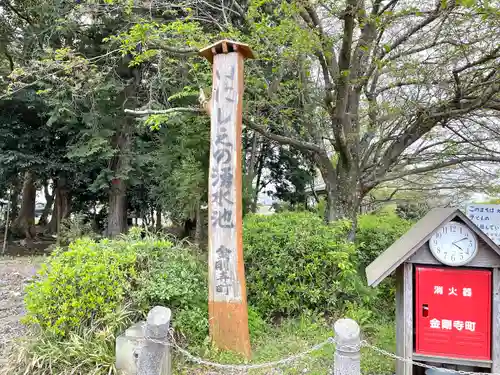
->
[355,211,413,316]
[243,210,412,322]
[134,242,209,343]
[4,305,136,375]
[23,233,211,342]
[23,238,139,336]
[243,211,360,318]
[17,234,215,373]
[356,211,413,272]
[58,214,101,244]
[395,202,429,221]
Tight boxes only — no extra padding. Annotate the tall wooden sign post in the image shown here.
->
[199,40,254,358]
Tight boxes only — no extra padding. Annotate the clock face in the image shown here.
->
[429,222,478,266]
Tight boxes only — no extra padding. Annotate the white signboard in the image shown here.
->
[208,52,242,302]
[465,204,500,245]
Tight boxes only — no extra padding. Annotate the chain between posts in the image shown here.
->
[142,331,500,375]
[145,331,338,371]
[362,342,498,375]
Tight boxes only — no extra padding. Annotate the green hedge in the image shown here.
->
[356,211,413,272]
[243,212,361,318]
[24,237,139,336]
[23,210,411,347]
[23,233,209,342]
[243,210,412,321]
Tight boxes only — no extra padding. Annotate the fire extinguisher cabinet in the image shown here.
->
[366,208,500,375]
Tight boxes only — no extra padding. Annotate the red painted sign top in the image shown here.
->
[415,266,491,360]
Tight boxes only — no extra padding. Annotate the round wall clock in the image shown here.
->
[429,221,478,266]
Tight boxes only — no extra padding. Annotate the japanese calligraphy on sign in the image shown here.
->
[466,204,500,245]
[208,52,242,302]
[433,285,472,297]
[429,318,476,332]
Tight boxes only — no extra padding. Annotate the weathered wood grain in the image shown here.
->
[396,263,413,375]
[206,45,251,358]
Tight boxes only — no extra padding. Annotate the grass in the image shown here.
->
[5,309,396,375]
[174,314,396,374]
[1,305,137,375]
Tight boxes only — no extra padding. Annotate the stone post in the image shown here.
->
[137,306,172,375]
[334,318,361,375]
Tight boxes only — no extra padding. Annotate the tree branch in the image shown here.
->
[377,156,500,183]
[380,4,447,60]
[454,46,500,74]
[148,43,199,56]
[124,103,325,155]
[0,0,33,25]
[124,107,204,115]
[4,50,14,72]
[245,120,325,154]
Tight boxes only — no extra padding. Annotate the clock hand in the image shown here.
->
[454,237,468,243]
[453,243,464,251]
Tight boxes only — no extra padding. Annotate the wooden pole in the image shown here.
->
[199,40,254,358]
[2,189,10,255]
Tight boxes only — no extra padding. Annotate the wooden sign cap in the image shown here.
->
[199,39,254,63]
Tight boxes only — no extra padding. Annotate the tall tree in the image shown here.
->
[125,0,500,230]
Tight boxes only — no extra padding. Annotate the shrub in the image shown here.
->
[356,211,412,272]
[243,211,360,318]
[4,306,135,375]
[17,234,215,374]
[24,237,139,336]
[355,211,413,316]
[23,234,211,344]
[134,243,209,343]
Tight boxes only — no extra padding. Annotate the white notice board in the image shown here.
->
[465,204,500,245]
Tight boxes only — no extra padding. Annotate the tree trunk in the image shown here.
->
[194,203,202,247]
[107,178,127,237]
[245,133,259,213]
[9,175,21,222]
[11,171,36,240]
[252,146,266,213]
[317,154,360,235]
[48,177,71,235]
[155,207,162,231]
[38,181,55,226]
[106,132,130,237]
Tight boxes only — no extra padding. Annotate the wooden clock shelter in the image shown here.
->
[366,208,500,375]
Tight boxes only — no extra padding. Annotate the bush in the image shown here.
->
[23,233,211,344]
[24,237,139,336]
[355,211,413,316]
[17,234,212,374]
[356,211,412,272]
[134,241,208,343]
[243,211,360,319]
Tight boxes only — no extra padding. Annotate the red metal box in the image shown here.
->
[415,266,491,360]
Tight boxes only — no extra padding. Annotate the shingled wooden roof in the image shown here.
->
[365,207,500,287]
[199,40,254,63]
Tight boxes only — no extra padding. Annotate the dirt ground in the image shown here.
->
[0,256,43,366]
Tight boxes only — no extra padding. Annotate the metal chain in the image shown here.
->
[361,342,498,375]
[145,334,338,370]
[141,329,498,375]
